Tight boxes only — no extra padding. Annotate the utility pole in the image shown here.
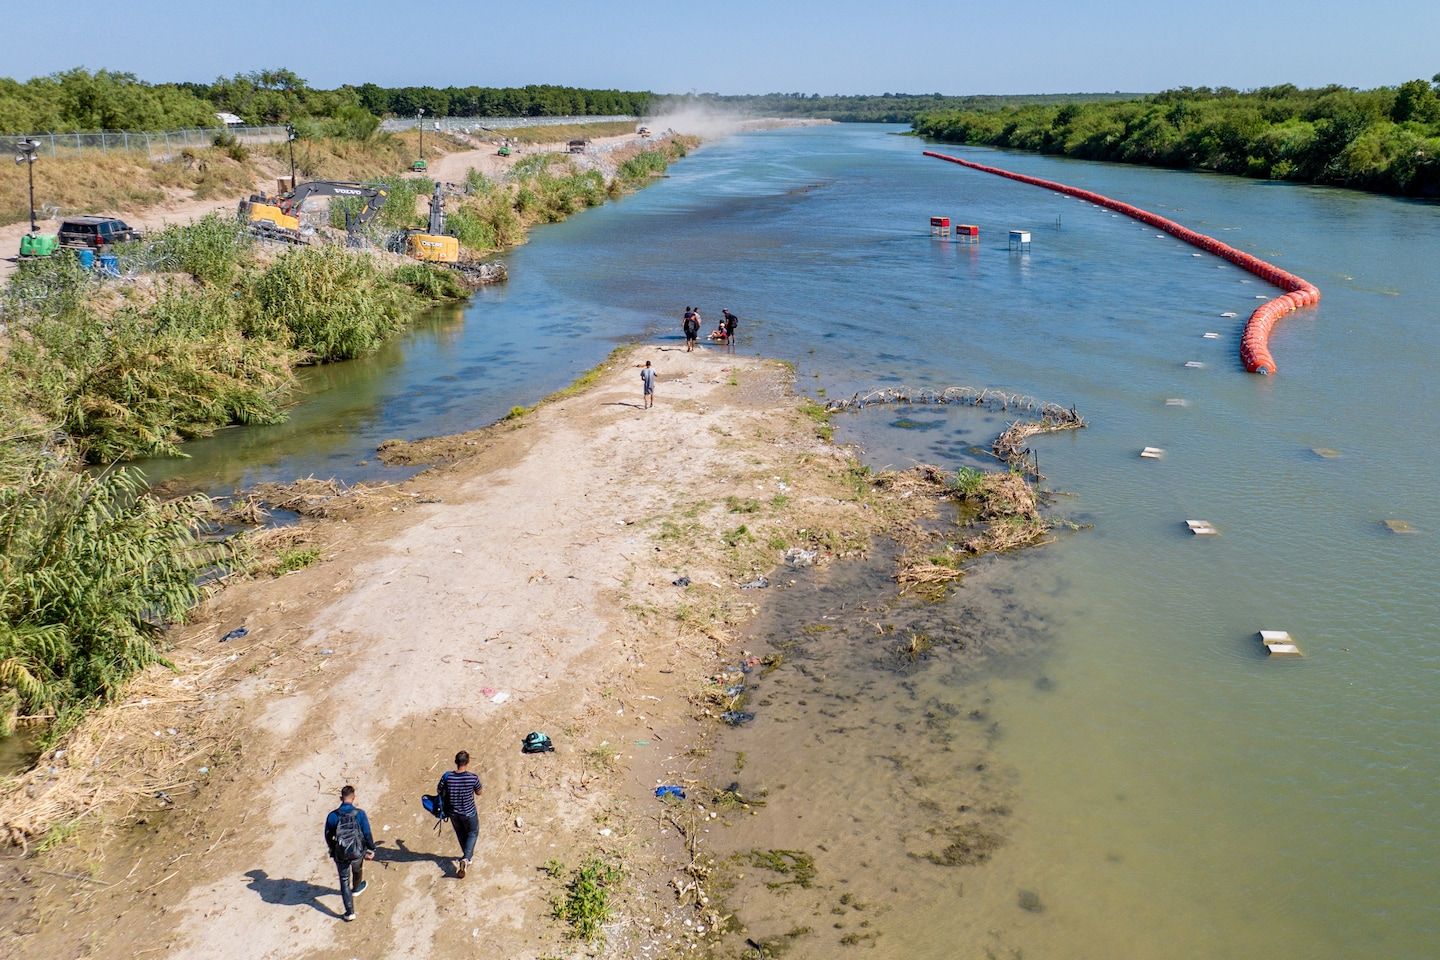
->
[417,108,425,165]
[286,124,297,191]
[14,139,40,233]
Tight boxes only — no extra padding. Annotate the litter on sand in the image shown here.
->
[672,576,691,587]
[489,691,510,704]
[220,627,248,643]
[740,575,770,590]
[721,710,756,726]
[655,784,686,800]
[783,547,818,567]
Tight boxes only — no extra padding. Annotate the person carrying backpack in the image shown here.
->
[323,784,376,921]
[438,750,483,878]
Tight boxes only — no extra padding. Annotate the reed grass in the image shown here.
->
[0,460,218,737]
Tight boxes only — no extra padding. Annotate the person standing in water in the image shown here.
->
[438,751,483,878]
[640,360,657,409]
[682,307,699,352]
[722,309,739,352]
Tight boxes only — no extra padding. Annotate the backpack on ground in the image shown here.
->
[522,731,554,754]
[334,808,365,862]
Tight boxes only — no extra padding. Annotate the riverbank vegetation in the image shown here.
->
[0,136,694,748]
[913,78,1440,196]
[0,68,651,133]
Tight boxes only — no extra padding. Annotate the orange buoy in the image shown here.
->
[922,150,1321,376]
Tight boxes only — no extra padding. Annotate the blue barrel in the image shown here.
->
[98,253,120,277]
[72,247,95,268]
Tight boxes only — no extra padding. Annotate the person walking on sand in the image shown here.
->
[640,360,657,409]
[438,751,483,878]
[323,785,376,921]
[682,307,699,352]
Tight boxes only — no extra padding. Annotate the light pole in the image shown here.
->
[285,124,297,192]
[14,139,40,233]
[417,108,425,165]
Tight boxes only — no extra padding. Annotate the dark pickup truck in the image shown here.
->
[58,216,141,248]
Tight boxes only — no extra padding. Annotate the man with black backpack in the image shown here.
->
[323,785,376,921]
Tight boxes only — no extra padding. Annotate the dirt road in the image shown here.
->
[0,132,651,283]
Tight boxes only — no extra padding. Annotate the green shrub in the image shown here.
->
[4,286,295,461]
[390,263,467,301]
[552,857,624,941]
[0,460,218,735]
[147,214,254,286]
[247,246,418,361]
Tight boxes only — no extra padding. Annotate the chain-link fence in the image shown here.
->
[9,116,637,159]
[380,115,635,135]
[10,126,291,160]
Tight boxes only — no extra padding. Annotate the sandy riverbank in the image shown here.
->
[0,344,936,958]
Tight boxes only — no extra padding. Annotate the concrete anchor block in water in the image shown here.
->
[1259,630,1302,657]
[1140,447,1164,459]
[1185,520,1218,536]
[1382,519,1416,534]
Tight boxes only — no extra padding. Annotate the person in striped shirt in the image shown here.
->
[438,750,483,878]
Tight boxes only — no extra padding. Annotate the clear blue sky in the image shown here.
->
[2,0,1435,94]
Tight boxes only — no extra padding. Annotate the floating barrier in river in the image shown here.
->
[922,150,1320,375]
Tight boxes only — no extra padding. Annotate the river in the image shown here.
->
[142,124,1438,958]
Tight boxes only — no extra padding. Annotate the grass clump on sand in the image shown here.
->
[551,857,625,941]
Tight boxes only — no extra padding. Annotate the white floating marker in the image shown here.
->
[1186,519,1219,536]
[1192,253,1203,257]
[1255,294,1268,299]
[1203,332,1220,339]
[1184,361,1205,369]
[1259,630,1302,657]
[1140,447,1164,459]
[1165,398,1187,407]
[1221,311,1238,318]
[1311,447,1341,459]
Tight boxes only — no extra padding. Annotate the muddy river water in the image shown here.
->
[142,124,1438,958]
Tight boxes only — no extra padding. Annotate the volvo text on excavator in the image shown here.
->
[237,181,388,244]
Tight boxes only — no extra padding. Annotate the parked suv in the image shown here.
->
[58,216,140,248]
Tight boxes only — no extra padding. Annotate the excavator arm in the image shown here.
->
[239,180,390,243]
[287,181,389,231]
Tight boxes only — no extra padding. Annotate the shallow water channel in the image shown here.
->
[143,125,1437,957]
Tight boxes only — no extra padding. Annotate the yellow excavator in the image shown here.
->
[402,183,460,263]
[237,180,389,244]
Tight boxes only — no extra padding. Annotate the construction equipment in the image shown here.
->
[237,180,388,244]
[402,182,459,263]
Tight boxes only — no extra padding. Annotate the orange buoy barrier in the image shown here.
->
[923,150,1319,375]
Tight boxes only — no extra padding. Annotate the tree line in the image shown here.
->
[912,79,1440,196]
[0,68,654,134]
[675,91,1138,123]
